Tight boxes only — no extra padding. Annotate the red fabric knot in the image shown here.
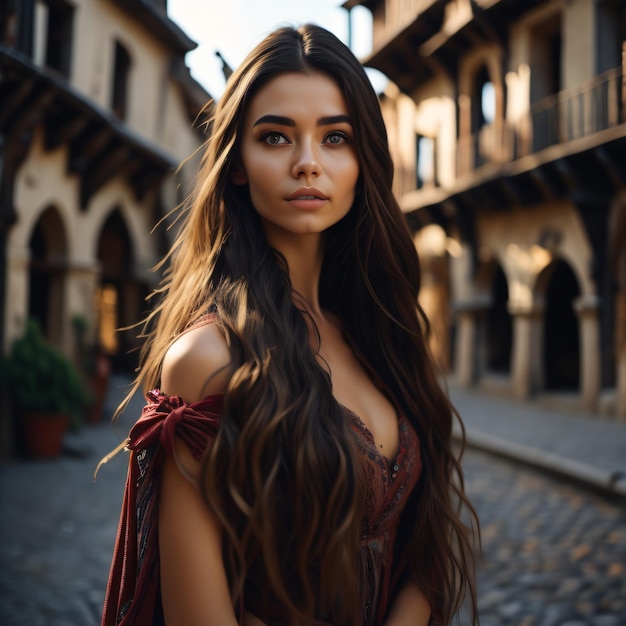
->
[125,389,223,462]
[160,403,189,455]
[126,391,182,453]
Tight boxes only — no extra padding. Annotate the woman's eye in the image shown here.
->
[262,132,288,145]
[324,131,349,145]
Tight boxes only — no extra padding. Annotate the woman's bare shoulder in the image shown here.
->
[161,322,232,403]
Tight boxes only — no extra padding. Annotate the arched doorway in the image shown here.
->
[28,206,68,342]
[486,263,512,374]
[96,208,139,372]
[542,259,580,390]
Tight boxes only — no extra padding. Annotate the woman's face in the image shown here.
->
[236,71,360,244]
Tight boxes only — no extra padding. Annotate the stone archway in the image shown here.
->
[28,205,68,344]
[472,255,512,384]
[539,259,581,391]
[96,208,140,372]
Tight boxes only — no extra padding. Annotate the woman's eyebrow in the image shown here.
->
[252,114,353,127]
[253,115,295,127]
[317,115,352,126]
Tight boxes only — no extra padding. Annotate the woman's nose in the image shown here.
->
[291,140,320,178]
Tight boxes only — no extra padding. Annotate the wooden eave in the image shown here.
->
[0,47,177,209]
[401,126,626,216]
[108,0,197,54]
[341,0,379,10]
[359,2,447,93]
[361,0,549,93]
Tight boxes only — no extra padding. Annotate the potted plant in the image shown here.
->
[3,319,92,458]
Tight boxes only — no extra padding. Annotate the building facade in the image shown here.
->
[0,0,211,372]
[347,0,626,418]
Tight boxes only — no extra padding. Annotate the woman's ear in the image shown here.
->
[230,168,248,185]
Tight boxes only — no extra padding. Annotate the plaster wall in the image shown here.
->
[47,0,205,165]
[475,201,594,310]
[8,127,160,353]
[562,0,595,88]
[70,0,167,141]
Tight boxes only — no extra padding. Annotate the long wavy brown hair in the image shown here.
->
[128,24,478,626]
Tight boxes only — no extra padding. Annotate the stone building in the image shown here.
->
[0,0,212,371]
[346,0,626,418]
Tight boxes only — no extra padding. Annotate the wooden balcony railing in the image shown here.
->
[456,66,625,176]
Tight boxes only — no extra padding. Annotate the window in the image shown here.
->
[0,0,20,49]
[2,0,73,72]
[529,14,562,103]
[111,41,131,120]
[416,134,436,189]
[481,80,496,125]
[37,0,74,77]
[472,65,493,132]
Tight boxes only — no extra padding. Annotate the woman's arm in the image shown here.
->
[158,323,239,626]
[383,580,432,626]
[159,446,239,626]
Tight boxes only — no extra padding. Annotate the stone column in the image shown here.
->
[5,245,30,347]
[509,303,544,401]
[574,294,601,412]
[453,297,489,388]
[63,260,101,358]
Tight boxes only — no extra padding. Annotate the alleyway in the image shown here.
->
[0,377,624,626]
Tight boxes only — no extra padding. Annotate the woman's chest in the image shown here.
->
[346,409,422,535]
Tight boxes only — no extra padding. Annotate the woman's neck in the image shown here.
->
[266,230,325,315]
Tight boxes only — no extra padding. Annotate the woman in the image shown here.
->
[101,24,479,626]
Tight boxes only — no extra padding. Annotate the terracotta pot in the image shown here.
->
[22,412,69,459]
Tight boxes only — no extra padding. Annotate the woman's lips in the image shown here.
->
[286,188,329,210]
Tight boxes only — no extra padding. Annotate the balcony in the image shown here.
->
[401,65,626,218]
[456,66,625,177]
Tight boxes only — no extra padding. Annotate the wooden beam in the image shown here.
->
[131,166,169,201]
[553,159,577,193]
[80,147,153,209]
[69,126,114,173]
[594,146,625,191]
[528,167,555,201]
[80,144,132,208]
[495,178,522,207]
[540,162,570,198]
[469,0,505,47]
[4,89,54,137]
[0,78,36,129]
[45,114,89,151]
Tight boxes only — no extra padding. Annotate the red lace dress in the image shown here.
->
[101,391,424,626]
[345,406,422,626]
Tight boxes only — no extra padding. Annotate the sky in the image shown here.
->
[167,0,387,100]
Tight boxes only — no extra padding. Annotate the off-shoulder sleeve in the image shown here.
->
[101,390,224,626]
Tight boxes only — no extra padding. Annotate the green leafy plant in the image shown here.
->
[5,318,92,417]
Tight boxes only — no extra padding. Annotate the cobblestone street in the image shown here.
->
[0,383,625,625]
[463,450,626,626]
[0,421,131,626]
